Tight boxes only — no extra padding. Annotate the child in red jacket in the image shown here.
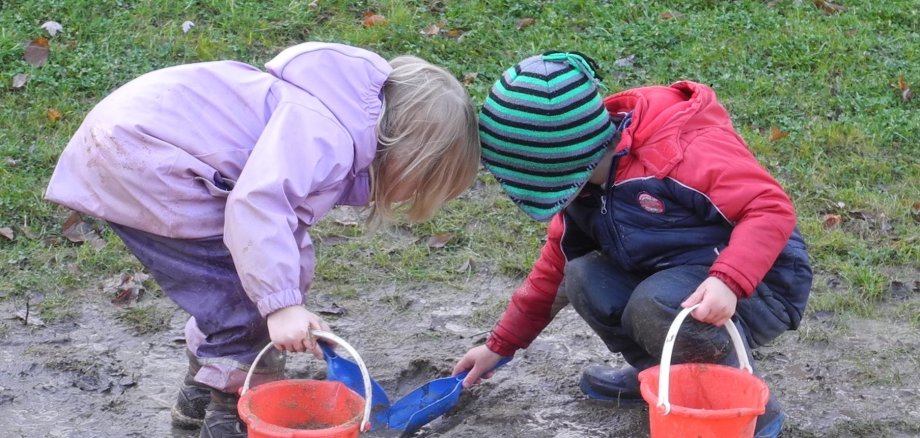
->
[452,51,812,438]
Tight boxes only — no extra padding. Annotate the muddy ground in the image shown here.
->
[1,252,919,437]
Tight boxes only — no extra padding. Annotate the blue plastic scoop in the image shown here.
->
[320,342,510,434]
[320,342,391,427]
[386,358,511,434]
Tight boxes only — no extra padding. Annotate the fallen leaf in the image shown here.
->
[844,28,857,37]
[455,257,474,273]
[40,21,63,37]
[11,73,29,89]
[61,211,106,249]
[181,20,195,33]
[420,23,440,36]
[24,37,50,67]
[614,55,636,68]
[427,232,454,249]
[911,202,920,222]
[317,303,347,316]
[813,0,846,14]
[308,0,318,7]
[47,108,62,122]
[362,14,386,27]
[5,158,17,167]
[822,214,843,229]
[15,309,45,327]
[107,272,150,306]
[18,224,38,240]
[516,18,535,30]
[446,28,463,38]
[898,76,913,102]
[770,127,789,141]
[462,72,478,85]
[0,227,13,240]
[660,10,684,20]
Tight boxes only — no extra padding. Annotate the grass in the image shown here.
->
[0,0,917,325]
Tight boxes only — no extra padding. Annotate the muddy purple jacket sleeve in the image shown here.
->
[487,215,567,357]
[223,102,355,317]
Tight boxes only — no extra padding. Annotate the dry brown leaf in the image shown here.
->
[107,272,150,306]
[0,227,14,240]
[897,76,913,102]
[660,10,684,20]
[12,73,29,89]
[18,224,38,240]
[24,37,50,67]
[420,23,440,36]
[427,232,454,249]
[822,214,843,229]
[516,18,536,30]
[770,127,789,141]
[47,108,62,121]
[462,72,478,85]
[446,28,463,38]
[61,211,106,249]
[5,158,17,167]
[813,0,846,14]
[362,14,387,27]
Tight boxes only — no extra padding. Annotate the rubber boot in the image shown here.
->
[199,390,246,438]
[578,365,644,407]
[172,349,211,429]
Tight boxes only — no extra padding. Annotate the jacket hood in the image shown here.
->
[604,81,736,177]
[265,42,392,172]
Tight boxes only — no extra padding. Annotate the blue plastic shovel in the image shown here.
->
[320,342,392,427]
[385,358,512,435]
[321,343,511,434]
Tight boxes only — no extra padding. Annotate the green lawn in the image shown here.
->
[1,0,917,325]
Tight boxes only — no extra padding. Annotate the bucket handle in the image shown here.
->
[657,304,752,415]
[241,330,373,433]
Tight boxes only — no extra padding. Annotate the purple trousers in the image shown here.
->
[109,223,284,393]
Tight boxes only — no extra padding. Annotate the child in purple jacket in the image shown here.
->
[45,42,480,437]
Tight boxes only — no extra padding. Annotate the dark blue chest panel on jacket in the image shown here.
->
[562,177,733,271]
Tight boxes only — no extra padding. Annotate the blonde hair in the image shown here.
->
[370,55,480,224]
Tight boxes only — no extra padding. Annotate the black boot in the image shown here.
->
[172,349,211,429]
[199,390,246,438]
[578,365,645,407]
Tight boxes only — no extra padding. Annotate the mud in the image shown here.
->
[1,272,918,437]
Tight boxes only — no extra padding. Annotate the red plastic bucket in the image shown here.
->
[237,331,373,438]
[638,305,769,438]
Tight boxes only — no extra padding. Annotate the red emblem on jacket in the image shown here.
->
[638,192,665,214]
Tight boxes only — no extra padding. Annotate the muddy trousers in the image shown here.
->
[562,251,793,371]
[108,223,284,393]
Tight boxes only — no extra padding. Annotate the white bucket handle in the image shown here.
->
[241,330,373,432]
[657,304,752,415]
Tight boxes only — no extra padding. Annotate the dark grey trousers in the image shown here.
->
[563,251,792,371]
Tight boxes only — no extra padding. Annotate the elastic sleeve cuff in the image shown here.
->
[709,271,747,298]
[255,288,304,317]
[486,333,519,358]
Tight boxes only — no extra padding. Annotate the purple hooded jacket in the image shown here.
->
[45,42,392,317]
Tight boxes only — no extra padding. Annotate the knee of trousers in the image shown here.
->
[622,289,734,365]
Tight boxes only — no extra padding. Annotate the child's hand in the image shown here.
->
[266,306,331,359]
[452,345,507,388]
[680,277,738,326]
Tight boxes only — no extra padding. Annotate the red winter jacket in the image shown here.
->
[486,81,805,357]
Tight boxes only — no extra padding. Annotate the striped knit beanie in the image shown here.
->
[479,51,617,221]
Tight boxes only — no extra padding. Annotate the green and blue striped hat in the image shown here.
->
[479,51,616,221]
